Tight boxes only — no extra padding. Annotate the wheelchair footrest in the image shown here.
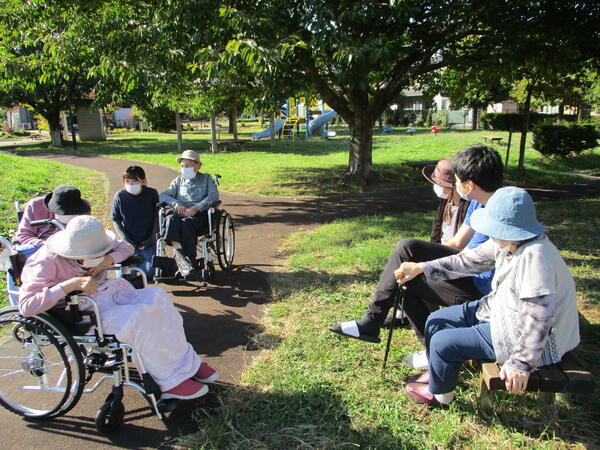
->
[152,256,177,272]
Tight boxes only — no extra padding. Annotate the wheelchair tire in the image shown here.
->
[0,308,85,419]
[95,400,125,433]
[215,210,235,271]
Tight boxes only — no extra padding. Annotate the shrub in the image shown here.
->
[425,109,433,127]
[532,122,599,158]
[433,109,448,127]
[481,112,579,131]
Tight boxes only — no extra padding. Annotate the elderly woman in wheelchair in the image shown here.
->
[156,149,235,283]
[0,215,219,432]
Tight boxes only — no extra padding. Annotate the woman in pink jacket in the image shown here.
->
[19,215,219,401]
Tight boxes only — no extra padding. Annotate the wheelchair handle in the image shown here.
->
[30,218,65,230]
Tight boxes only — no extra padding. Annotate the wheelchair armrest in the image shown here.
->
[119,255,144,266]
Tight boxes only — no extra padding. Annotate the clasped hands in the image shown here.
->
[175,205,198,217]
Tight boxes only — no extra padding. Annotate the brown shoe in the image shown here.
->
[404,382,450,408]
[405,371,429,384]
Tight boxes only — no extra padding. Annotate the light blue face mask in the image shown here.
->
[456,180,471,201]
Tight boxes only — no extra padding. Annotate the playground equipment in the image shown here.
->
[252,97,337,140]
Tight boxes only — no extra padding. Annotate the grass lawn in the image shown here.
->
[184,198,600,448]
[11,128,600,196]
[0,153,107,307]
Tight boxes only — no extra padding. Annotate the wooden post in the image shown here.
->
[505,129,512,169]
[175,111,183,152]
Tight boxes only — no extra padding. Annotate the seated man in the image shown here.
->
[159,150,219,280]
[18,215,219,400]
[330,145,503,369]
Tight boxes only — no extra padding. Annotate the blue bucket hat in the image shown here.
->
[470,187,545,241]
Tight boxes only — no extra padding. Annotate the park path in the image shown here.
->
[2,150,599,449]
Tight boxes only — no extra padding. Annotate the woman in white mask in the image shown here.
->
[159,150,219,281]
[111,166,159,280]
[18,215,219,401]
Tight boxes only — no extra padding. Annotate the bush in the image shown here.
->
[433,109,448,127]
[481,112,579,131]
[532,122,599,158]
[136,104,176,132]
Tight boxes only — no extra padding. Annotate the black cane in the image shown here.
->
[382,285,406,372]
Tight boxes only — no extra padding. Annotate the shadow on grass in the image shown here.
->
[184,383,422,448]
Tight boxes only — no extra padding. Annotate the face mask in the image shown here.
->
[80,256,105,268]
[125,183,142,195]
[433,184,449,199]
[456,180,472,201]
[181,167,196,180]
[55,214,78,224]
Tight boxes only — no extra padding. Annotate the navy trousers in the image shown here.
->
[163,211,209,262]
[425,299,496,394]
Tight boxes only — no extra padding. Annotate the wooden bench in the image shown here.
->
[479,352,595,412]
[403,160,438,180]
[215,139,251,152]
[483,135,503,146]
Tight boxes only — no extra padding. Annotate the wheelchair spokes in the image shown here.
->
[0,312,84,418]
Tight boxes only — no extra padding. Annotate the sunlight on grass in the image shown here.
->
[186,200,600,448]
[13,129,600,196]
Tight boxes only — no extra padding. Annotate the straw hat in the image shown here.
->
[470,187,545,241]
[422,158,454,188]
[46,216,116,259]
[176,149,201,164]
[44,185,90,215]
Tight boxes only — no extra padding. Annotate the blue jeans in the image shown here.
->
[425,300,496,394]
[134,246,156,279]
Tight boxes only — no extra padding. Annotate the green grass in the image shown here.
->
[13,129,600,196]
[0,153,107,307]
[185,198,600,449]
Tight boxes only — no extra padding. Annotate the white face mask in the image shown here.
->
[55,214,78,225]
[181,167,196,180]
[125,183,142,195]
[80,256,105,268]
[433,184,449,199]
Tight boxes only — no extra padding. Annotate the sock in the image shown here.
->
[434,392,455,404]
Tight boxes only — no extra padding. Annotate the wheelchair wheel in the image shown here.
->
[0,308,85,419]
[215,211,235,270]
[95,399,125,433]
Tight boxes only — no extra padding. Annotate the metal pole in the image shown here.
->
[382,285,406,372]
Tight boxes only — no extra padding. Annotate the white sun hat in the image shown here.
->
[46,215,116,259]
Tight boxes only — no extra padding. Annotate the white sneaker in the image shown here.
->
[402,350,428,370]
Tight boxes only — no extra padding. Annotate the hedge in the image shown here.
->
[532,122,599,158]
[480,112,579,131]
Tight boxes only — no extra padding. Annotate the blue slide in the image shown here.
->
[252,119,286,139]
[308,110,337,138]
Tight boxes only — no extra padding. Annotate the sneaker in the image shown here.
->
[192,362,220,383]
[174,249,193,277]
[161,379,208,400]
[405,371,429,384]
[402,350,428,370]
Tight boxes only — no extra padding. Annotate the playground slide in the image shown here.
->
[252,119,286,139]
[308,109,337,138]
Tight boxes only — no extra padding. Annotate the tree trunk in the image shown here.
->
[518,86,533,171]
[231,95,239,140]
[471,106,478,130]
[346,117,374,184]
[175,111,183,152]
[269,115,275,147]
[210,112,218,153]
[558,104,564,120]
[45,110,63,147]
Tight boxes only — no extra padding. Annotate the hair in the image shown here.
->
[122,166,146,183]
[451,145,503,192]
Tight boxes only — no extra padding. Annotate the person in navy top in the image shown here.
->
[111,166,159,280]
[330,145,503,370]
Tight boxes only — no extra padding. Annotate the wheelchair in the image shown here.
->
[0,236,172,433]
[153,175,235,284]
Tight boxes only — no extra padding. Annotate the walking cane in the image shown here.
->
[382,285,406,372]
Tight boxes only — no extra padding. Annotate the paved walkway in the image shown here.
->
[2,151,599,448]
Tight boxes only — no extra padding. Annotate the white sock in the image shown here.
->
[434,392,455,404]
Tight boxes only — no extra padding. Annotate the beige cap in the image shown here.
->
[176,149,200,164]
[46,215,116,259]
